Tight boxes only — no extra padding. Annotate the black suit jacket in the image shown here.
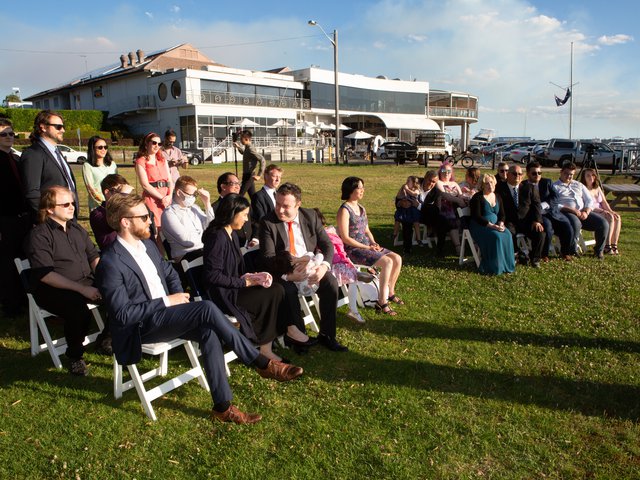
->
[259,207,334,272]
[96,238,182,365]
[20,140,78,219]
[518,181,543,226]
[496,181,519,224]
[251,187,275,229]
[537,177,558,206]
[201,227,257,342]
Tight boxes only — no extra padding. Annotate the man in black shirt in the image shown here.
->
[0,118,30,316]
[25,186,106,375]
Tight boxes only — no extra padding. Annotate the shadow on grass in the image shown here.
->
[310,350,640,421]
[353,319,640,354]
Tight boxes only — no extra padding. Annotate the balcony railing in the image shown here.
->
[428,106,478,119]
[108,95,156,117]
[186,91,310,110]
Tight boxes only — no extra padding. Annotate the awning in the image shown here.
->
[375,113,441,131]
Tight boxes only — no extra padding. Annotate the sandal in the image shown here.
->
[388,294,405,305]
[611,244,619,255]
[375,302,397,316]
[604,245,612,254]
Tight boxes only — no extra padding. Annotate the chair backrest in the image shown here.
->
[180,255,207,301]
[14,257,34,293]
[457,206,471,218]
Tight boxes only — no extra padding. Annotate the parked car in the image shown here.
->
[58,144,87,164]
[503,146,534,163]
[576,141,621,168]
[377,141,418,164]
[533,138,580,167]
[181,148,204,165]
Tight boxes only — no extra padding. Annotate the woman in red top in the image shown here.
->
[134,132,173,228]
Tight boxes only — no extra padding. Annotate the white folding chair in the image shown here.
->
[577,230,596,254]
[180,255,238,376]
[14,258,105,369]
[113,338,209,421]
[456,207,481,267]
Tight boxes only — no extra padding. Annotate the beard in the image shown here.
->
[132,223,151,240]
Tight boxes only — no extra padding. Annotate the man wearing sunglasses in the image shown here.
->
[20,110,78,221]
[25,186,107,375]
[97,193,304,424]
[161,175,213,261]
[524,161,576,261]
[213,172,258,254]
[0,118,30,316]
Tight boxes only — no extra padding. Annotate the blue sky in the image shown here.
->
[1,0,638,139]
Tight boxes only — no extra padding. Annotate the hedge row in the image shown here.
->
[0,108,107,133]
[13,137,135,147]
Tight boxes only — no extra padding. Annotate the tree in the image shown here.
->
[4,94,21,103]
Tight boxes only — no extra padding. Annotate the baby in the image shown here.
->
[272,250,325,296]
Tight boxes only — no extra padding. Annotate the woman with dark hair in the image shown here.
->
[203,194,306,362]
[83,135,117,210]
[337,176,403,316]
[134,132,172,228]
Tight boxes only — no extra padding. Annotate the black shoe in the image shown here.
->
[318,334,348,352]
[283,334,318,347]
[594,252,605,260]
[94,332,113,356]
[518,254,530,266]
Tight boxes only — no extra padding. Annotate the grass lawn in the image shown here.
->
[1,161,639,479]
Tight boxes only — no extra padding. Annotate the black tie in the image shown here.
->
[54,148,76,191]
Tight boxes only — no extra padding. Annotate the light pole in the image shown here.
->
[308,20,341,164]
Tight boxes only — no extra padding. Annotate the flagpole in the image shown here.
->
[569,42,573,139]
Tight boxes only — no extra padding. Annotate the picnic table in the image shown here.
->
[602,183,640,211]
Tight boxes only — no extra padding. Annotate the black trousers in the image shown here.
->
[140,300,260,405]
[278,271,339,338]
[34,284,95,360]
[420,205,450,254]
[0,215,29,313]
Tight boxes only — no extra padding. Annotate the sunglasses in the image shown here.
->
[0,131,16,138]
[148,140,161,146]
[180,189,199,198]
[46,123,65,131]
[125,214,150,222]
[56,202,75,208]
[225,181,241,186]
[440,170,452,174]
[530,171,542,176]
[95,145,108,150]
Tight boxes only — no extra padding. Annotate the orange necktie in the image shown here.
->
[287,221,297,256]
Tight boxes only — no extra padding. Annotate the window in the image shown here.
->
[158,83,168,101]
[171,80,181,99]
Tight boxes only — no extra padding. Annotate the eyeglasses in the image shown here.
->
[0,131,16,138]
[225,181,241,186]
[95,145,108,150]
[125,214,150,222]
[56,202,75,208]
[149,140,161,146]
[530,171,542,176]
[180,189,199,198]
[509,172,523,176]
[46,123,65,130]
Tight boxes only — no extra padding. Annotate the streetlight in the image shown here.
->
[308,20,341,164]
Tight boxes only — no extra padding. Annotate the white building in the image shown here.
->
[26,43,478,155]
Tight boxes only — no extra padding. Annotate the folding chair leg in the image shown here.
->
[114,358,123,399]
[127,364,157,421]
[184,341,209,392]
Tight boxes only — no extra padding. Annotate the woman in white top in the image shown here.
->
[83,136,117,210]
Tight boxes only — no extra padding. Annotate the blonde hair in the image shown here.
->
[481,173,497,189]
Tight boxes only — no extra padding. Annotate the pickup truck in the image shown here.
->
[533,138,620,168]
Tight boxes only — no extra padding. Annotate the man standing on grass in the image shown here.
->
[20,110,78,221]
[233,130,265,199]
[97,193,304,424]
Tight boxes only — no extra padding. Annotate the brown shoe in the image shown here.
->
[211,405,262,425]
[562,255,573,262]
[256,360,303,382]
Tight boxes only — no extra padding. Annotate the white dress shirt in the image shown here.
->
[116,236,170,306]
[161,202,215,259]
[263,185,277,207]
[552,180,594,211]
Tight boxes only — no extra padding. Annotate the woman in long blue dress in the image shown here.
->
[468,174,515,275]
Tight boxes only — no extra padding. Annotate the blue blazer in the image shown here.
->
[96,238,182,365]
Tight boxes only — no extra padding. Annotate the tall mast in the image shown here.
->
[569,42,574,139]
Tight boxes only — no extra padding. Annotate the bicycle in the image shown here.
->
[444,151,475,168]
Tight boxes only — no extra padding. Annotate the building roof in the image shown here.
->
[25,43,220,100]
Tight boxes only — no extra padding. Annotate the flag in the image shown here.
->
[555,88,571,107]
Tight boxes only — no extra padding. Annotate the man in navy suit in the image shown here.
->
[525,161,576,260]
[20,110,79,221]
[259,183,347,352]
[96,193,303,424]
[250,164,282,230]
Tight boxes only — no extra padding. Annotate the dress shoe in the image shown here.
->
[562,255,573,262]
[283,334,317,354]
[594,252,605,260]
[346,310,365,324]
[68,358,89,376]
[318,334,348,352]
[257,360,303,382]
[211,405,262,425]
[531,260,541,268]
[541,256,550,263]
[94,332,113,356]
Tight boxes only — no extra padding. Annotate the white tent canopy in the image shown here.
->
[231,118,260,128]
[344,131,373,140]
[375,113,441,131]
[269,119,293,128]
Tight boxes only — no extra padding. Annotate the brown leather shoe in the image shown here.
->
[211,405,262,425]
[562,255,573,262]
[256,360,303,382]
